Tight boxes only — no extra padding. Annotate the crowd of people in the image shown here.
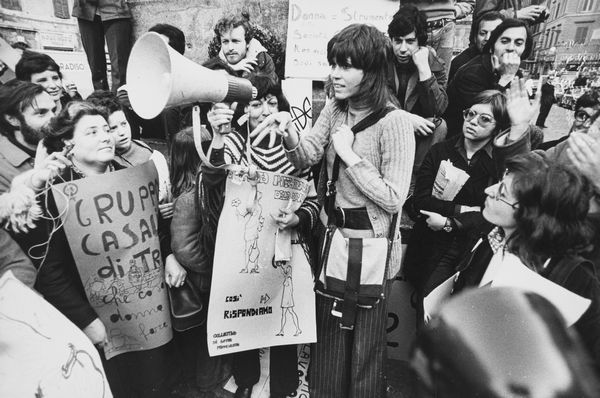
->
[2,1,600,397]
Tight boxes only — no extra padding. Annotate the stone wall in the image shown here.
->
[128,0,289,65]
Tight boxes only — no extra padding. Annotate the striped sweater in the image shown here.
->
[224,125,320,234]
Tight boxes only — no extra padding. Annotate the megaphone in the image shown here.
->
[126,32,254,119]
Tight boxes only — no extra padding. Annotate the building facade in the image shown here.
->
[0,0,81,51]
[530,0,600,76]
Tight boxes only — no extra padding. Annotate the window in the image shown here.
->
[554,1,561,19]
[52,0,69,19]
[1,0,21,11]
[555,25,561,45]
[575,26,589,43]
[581,0,595,11]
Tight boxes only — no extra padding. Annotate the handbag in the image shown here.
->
[168,278,205,332]
[315,107,399,329]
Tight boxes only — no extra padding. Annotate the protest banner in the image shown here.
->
[285,0,399,79]
[51,162,172,359]
[208,170,317,356]
[0,272,113,398]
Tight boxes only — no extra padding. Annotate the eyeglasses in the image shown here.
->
[574,110,592,123]
[490,177,519,209]
[462,109,496,127]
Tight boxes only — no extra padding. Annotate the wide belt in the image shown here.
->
[325,207,372,230]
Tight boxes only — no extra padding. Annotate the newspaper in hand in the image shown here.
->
[432,160,470,201]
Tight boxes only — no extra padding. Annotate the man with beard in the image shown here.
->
[0,80,56,192]
[213,13,278,86]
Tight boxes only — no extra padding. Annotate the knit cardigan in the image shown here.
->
[285,102,415,279]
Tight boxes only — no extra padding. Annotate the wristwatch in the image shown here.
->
[443,218,454,233]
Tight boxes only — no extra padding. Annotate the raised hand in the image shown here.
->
[506,77,541,127]
[230,57,258,74]
[492,53,522,86]
[516,5,544,21]
[250,111,294,148]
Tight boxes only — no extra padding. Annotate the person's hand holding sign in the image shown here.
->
[271,198,299,230]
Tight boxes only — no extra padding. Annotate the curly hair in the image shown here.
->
[86,90,123,116]
[327,24,396,112]
[214,12,252,43]
[506,153,594,270]
[43,101,108,154]
[387,5,428,46]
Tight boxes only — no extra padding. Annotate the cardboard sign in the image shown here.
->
[52,162,172,359]
[285,0,399,79]
[0,272,113,398]
[208,170,317,356]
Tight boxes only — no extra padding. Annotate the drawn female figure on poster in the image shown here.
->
[274,260,301,336]
[232,189,265,273]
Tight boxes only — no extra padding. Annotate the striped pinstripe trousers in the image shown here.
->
[309,289,390,397]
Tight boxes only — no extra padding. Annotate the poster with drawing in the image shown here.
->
[0,272,113,398]
[208,170,317,356]
[52,162,172,360]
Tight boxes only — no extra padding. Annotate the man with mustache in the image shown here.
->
[0,80,56,193]
[213,13,278,86]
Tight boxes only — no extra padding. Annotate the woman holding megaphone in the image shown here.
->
[249,23,415,398]
[171,74,319,398]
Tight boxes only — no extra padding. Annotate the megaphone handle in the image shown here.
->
[192,105,221,170]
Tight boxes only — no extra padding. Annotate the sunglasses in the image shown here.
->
[463,109,496,127]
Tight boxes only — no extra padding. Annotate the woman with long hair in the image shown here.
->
[169,127,200,200]
[250,23,415,396]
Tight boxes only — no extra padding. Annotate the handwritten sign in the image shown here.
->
[0,272,113,398]
[52,162,172,359]
[285,0,399,79]
[208,170,317,356]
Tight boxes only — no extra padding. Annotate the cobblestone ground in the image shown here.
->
[540,104,573,142]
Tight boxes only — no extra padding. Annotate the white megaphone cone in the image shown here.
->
[126,32,255,119]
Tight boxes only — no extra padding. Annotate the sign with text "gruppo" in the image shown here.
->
[52,162,172,359]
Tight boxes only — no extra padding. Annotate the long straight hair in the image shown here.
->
[327,24,396,112]
[169,127,201,199]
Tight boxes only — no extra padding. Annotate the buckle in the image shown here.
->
[326,180,336,197]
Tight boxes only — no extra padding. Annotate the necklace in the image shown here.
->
[71,162,113,178]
